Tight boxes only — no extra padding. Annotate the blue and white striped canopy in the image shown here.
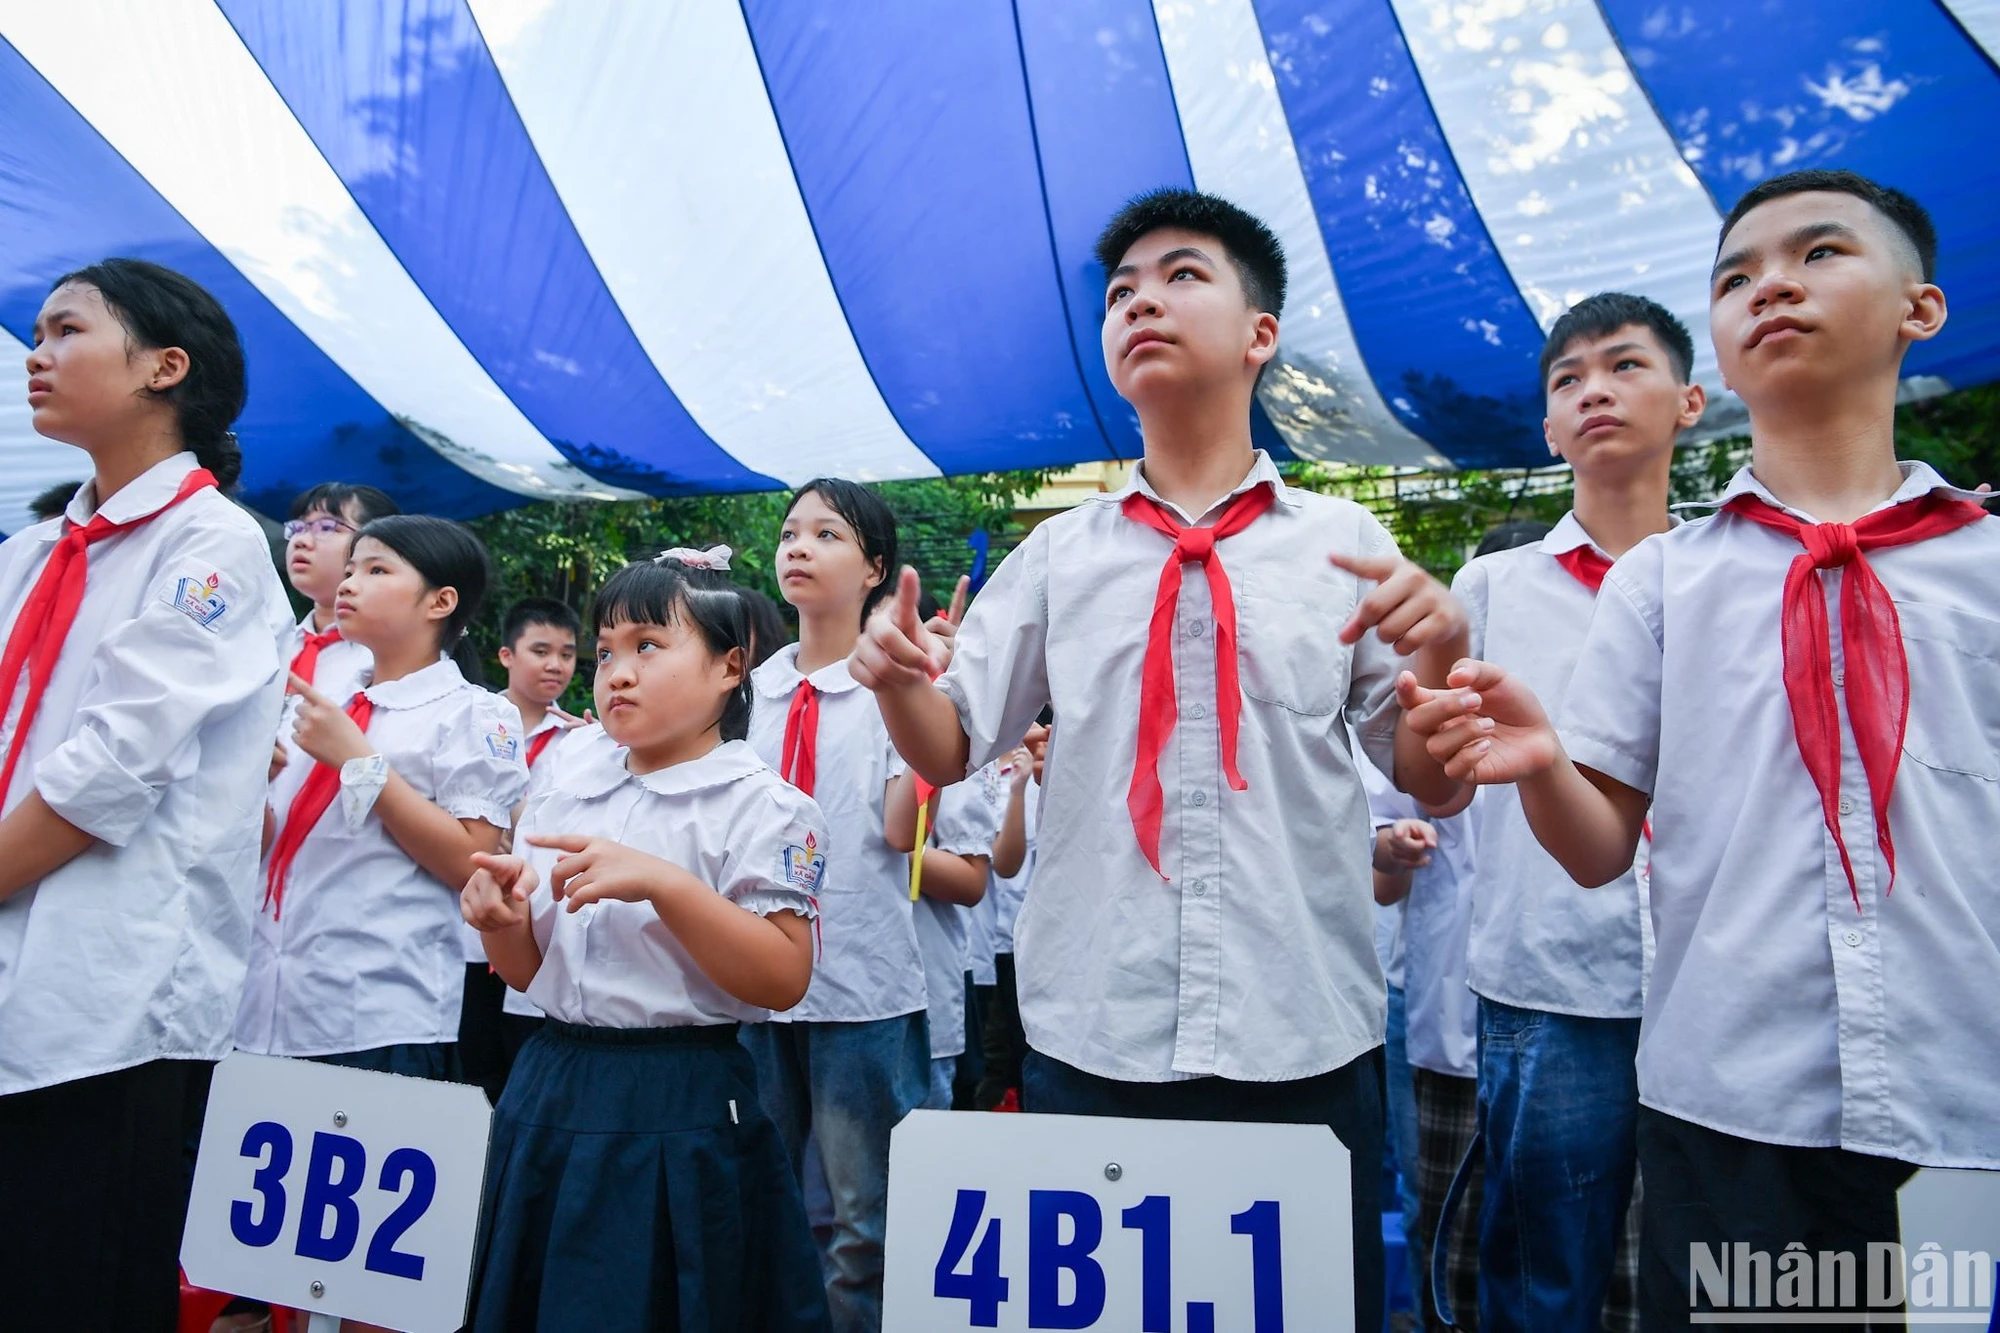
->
[4,1,1997,531]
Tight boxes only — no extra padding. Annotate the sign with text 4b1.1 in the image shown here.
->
[182,1053,491,1333]
[884,1111,1353,1332]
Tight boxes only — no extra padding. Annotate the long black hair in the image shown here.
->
[352,515,491,676]
[593,557,753,742]
[52,258,246,489]
[784,478,899,626]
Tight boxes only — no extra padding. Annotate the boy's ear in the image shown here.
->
[1247,311,1280,373]
[1543,416,1562,461]
[1676,382,1707,432]
[1902,282,1947,347]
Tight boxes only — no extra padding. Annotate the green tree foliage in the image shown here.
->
[462,470,1053,698]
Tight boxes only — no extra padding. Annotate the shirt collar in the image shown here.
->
[64,451,202,527]
[526,708,569,739]
[750,641,861,700]
[1683,460,1987,524]
[362,656,463,709]
[1541,508,1682,560]
[558,729,768,800]
[1103,449,1300,526]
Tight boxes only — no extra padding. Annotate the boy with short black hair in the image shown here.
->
[1447,292,1703,1333]
[853,187,1474,1332]
[1406,169,1995,1324]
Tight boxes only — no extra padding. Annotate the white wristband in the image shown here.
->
[339,753,390,831]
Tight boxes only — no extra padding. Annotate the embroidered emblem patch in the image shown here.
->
[166,572,228,630]
[782,831,827,895]
[484,722,519,760]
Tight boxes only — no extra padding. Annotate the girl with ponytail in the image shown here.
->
[0,259,293,1325]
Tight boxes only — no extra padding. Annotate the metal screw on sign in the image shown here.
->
[332,1110,348,1128]
[309,1281,325,1298]
[1104,1162,1123,1182]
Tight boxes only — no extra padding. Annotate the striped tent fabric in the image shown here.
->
[3,0,1996,532]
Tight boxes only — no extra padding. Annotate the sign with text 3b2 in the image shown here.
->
[884,1111,1353,1332]
[181,1053,491,1333]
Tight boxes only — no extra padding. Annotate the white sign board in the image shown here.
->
[884,1111,1353,1332]
[182,1053,492,1333]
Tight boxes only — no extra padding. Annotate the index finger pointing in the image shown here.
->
[946,575,970,625]
[287,672,332,706]
[524,833,592,854]
[1327,550,1400,583]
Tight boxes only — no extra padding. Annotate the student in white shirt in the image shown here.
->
[280,481,399,702]
[974,724,1044,1110]
[0,259,290,1328]
[745,479,929,1333]
[461,595,582,1102]
[1450,297,1703,1333]
[853,190,1472,1333]
[462,554,830,1332]
[893,757,1002,1110]
[237,515,527,1080]
[1406,170,1998,1325]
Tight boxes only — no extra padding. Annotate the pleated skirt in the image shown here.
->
[468,1020,832,1333]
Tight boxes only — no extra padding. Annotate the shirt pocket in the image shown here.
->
[1235,568,1349,717]
[1897,602,2000,781]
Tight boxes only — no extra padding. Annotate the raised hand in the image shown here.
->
[527,833,679,914]
[1377,818,1438,871]
[1025,722,1050,783]
[463,852,537,932]
[1395,661,1559,785]
[1328,551,1467,654]
[851,566,949,692]
[287,673,373,768]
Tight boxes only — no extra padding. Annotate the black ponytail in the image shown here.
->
[354,515,492,661]
[53,258,247,489]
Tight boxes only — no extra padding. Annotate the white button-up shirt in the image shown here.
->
[1365,761,1478,1080]
[517,729,824,1028]
[1561,462,2000,1168]
[969,770,1038,986]
[914,761,1009,1059]
[1457,512,1650,1019]
[237,658,528,1057]
[749,645,923,1023]
[0,453,291,1095]
[465,704,570,966]
[939,451,1404,1082]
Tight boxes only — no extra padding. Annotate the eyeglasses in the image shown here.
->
[283,516,356,540]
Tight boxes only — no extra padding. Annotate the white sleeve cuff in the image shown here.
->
[339,754,390,831]
[36,727,161,848]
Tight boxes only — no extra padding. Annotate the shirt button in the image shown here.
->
[1838,797,1854,816]
[1186,621,1206,638]
[1187,702,1208,720]
[1189,790,1208,808]
[1832,669,1845,687]
[1191,878,1208,897]
[1843,930,1862,948]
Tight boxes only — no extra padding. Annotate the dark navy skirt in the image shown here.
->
[468,1021,832,1333]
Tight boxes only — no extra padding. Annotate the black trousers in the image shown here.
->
[1023,1046,1386,1333]
[1636,1107,1917,1331]
[974,951,1025,1109]
[460,960,512,1103]
[0,1059,210,1332]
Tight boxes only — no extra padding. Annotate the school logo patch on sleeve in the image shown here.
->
[484,722,520,760]
[782,832,826,895]
[165,571,228,630]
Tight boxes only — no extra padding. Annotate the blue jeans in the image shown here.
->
[924,1055,957,1111]
[1023,1047,1385,1333]
[743,1014,930,1333]
[1384,984,1422,1246]
[1474,997,1640,1333]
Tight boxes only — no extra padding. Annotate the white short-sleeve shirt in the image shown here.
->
[0,453,291,1095]
[236,658,528,1057]
[463,704,571,967]
[516,729,824,1028]
[1456,512,1650,1019]
[1560,462,2000,1169]
[1364,762,1478,1080]
[286,612,372,704]
[749,644,924,1024]
[969,767,1036,986]
[914,761,1009,1059]
[938,451,1407,1082]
